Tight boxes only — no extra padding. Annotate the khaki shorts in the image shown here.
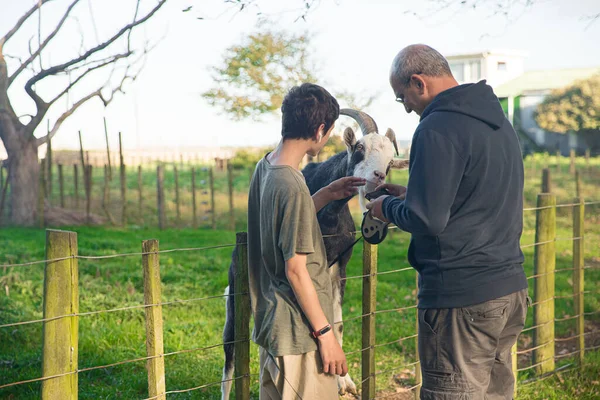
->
[259,346,337,400]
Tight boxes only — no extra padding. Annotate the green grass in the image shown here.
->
[0,153,599,399]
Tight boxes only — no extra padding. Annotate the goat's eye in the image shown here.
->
[355,144,364,151]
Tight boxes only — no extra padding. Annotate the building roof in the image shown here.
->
[495,67,600,98]
[446,49,529,60]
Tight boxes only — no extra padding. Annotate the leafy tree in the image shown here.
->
[202,25,316,121]
[534,74,600,154]
[202,26,376,121]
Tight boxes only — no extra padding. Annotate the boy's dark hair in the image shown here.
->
[280,83,340,140]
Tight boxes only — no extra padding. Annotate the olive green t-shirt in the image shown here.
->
[247,155,334,357]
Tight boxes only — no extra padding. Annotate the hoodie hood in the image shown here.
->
[420,80,505,129]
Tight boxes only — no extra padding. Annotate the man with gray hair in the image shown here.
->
[367,44,529,399]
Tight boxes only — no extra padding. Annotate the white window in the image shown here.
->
[469,61,481,81]
[450,62,464,81]
[497,61,507,71]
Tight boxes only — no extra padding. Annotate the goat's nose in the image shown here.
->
[373,170,385,181]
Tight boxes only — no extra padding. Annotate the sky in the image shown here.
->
[1,0,600,153]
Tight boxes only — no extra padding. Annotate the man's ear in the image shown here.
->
[412,75,425,94]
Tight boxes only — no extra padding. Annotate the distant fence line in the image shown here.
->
[0,147,598,229]
[1,196,600,398]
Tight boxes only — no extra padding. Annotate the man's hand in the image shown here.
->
[327,176,366,201]
[374,183,407,199]
[317,330,348,377]
[365,195,390,223]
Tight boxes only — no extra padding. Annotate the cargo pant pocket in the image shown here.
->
[421,369,472,400]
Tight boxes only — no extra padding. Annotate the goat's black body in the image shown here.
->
[222,150,361,398]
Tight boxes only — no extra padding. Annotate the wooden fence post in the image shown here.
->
[569,149,576,175]
[138,166,143,225]
[38,160,46,228]
[85,165,92,224]
[541,168,551,194]
[74,164,79,208]
[142,239,166,400]
[414,272,421,400]
[228,164,235,231]
[103,165,116,226]
[58,164,65,208]
[585,149,590,170]
[209,168,216,230]
[362,241,377,400]
[555,150,561,173]
[174,166,181,228]
[575,170,582,199]
[42,229,78,400]
[573,198,585,364]
[119,132,127,226]
[533,193,556,375]
[234,232,250,400]
[104,117,112,180]
[47,133,53,201]
[157,166,166,230]
[191,168,197,228]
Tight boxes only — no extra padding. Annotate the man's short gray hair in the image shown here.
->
[390,44,452,85]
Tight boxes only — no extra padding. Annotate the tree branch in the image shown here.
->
[36,88,101,147]
[23,0,166,135]
[47,51,131,107]
[8,0,82,87]
[0,0,55,48]
[36,44,150,147]
[26,0,166,90]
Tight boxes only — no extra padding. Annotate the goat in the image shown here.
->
[221,109,408,399]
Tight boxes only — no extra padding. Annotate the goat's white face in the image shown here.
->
[344,127,402,211]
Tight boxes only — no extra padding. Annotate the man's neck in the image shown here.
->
[427,76,459,99]
[267,138,312,170]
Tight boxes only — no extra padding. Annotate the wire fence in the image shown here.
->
[1,197,600,399]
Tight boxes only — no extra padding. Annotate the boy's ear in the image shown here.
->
[316,123,326,142]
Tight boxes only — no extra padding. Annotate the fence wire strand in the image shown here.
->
[0,292,247,330]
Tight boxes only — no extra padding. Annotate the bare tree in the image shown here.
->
[0,0,166,226]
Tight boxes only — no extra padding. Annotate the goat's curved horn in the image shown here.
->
[339,108,378,135]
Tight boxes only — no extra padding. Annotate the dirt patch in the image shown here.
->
[44,202,106,226]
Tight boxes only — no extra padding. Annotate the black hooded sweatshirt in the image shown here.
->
[382,80,527,309]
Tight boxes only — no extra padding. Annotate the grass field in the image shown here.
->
[0,153,599,399]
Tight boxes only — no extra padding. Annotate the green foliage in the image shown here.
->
[229,147,271,170]
[202,25,316,121]
[534,74,600,135]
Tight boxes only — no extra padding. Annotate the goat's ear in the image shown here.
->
[385,128,399,156]
[391,159,410,169]
[343,127,356,150]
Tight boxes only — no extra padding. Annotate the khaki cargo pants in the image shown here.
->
[418,289,529,400]
[258,346,338,400]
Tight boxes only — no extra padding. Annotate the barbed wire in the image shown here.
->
[0,292,248,330]
[523,200,600,212]
[0,339,246,391]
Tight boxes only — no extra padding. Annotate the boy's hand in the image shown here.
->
[326,177,366,201]
[317,330,348,377]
